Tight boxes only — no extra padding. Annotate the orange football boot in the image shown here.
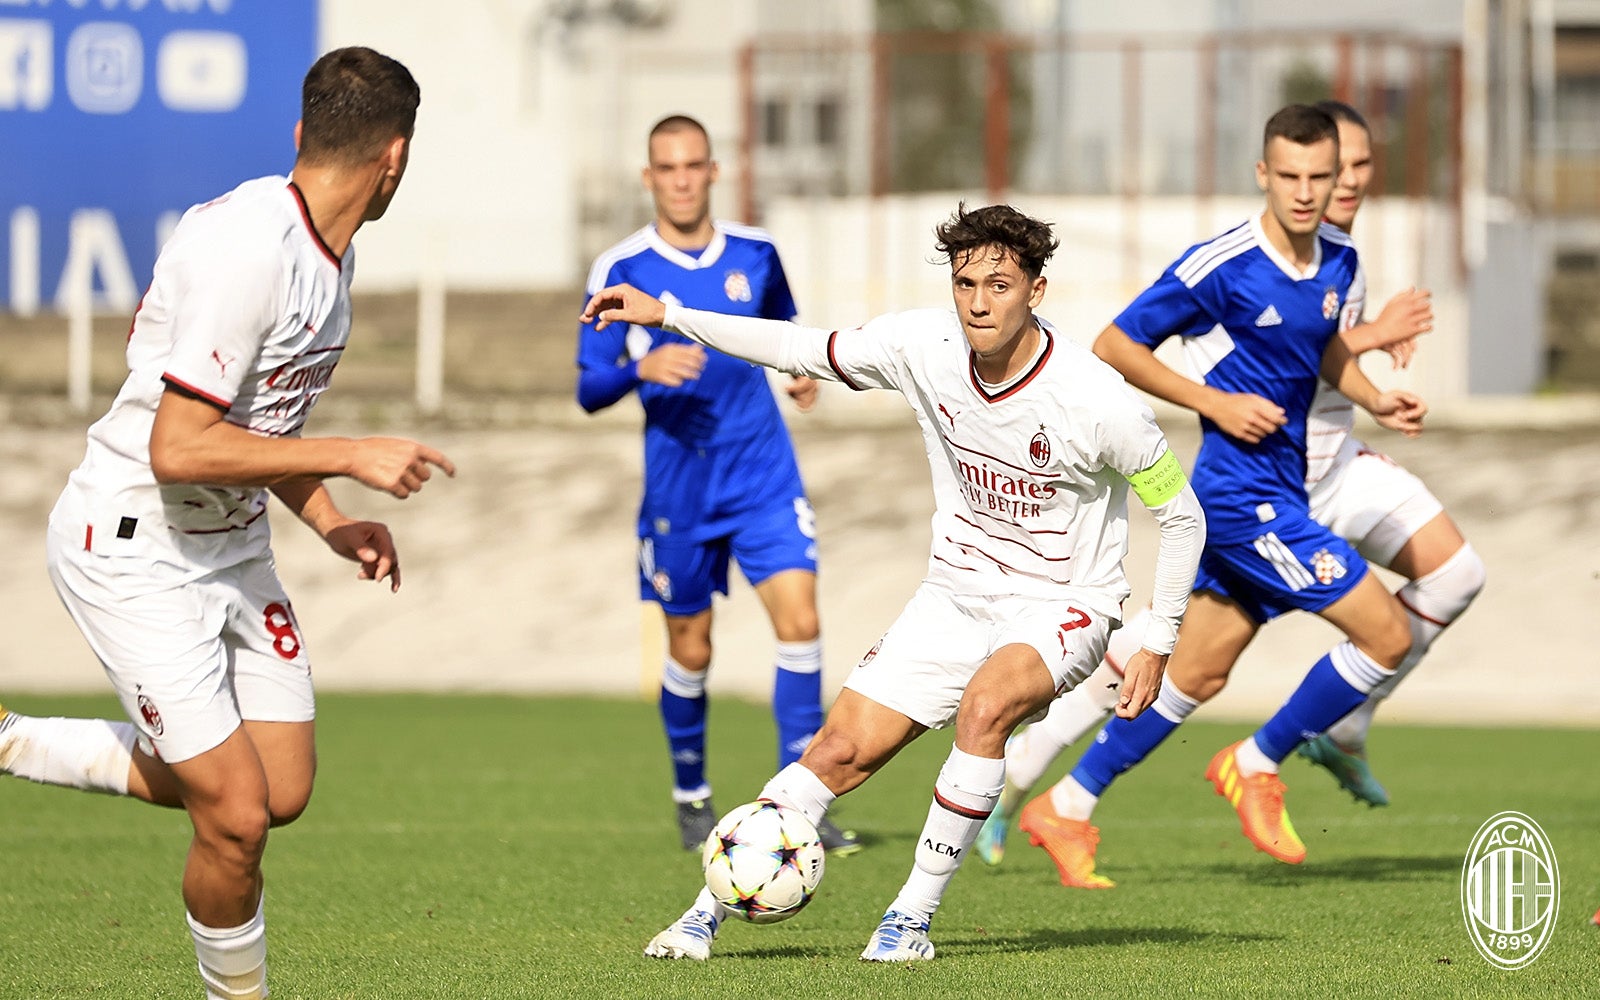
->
[1205,742,1306,864]
[1017,793,1115,889]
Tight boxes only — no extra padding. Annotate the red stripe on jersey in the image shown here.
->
[950,511,1073,557]
[84,525,93,551]
[946,536,1070,579]
[287,182,342,270]
[161,374,231,410]
[933,788,992,820]
[969,323,1054,403]
[826,330,864,391]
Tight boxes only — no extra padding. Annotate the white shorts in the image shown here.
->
[842,582,1113,730]
[1309,446,1444,566]
[46,530,315,764]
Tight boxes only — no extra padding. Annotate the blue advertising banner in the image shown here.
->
[1,1,317,314]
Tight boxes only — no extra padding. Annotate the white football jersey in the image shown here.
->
[1304,262,1368,489]
[50,176,356,572]
[817,309,1170,616]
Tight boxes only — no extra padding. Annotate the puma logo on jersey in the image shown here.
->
[210,350,233,376]
[1254,305,1283,327]
[938,403,959,431]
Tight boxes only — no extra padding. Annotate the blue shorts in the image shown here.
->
[1194,512,1368,624]
[636,432,818,616]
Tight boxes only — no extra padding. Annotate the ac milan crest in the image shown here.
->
[1028,429,1051,468]
[857,637,884,668]
[137,694,164,736]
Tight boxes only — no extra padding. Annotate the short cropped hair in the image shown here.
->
[1313,99,1371,137]
[1261,104,1339,158]
[648,114,711,156]
[933,203,1059,280]
[298,47,420,166]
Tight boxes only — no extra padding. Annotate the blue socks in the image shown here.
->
[772,639,824,770]
[1253,644,1389,762]
[1071,708,1179,795]
[1069,682,1200,795]
[660,658,709,798]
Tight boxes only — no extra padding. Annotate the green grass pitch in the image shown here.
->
[1,693,1595,998]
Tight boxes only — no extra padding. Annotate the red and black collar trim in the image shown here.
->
[969,322,1052,403]
[287,182,342,270]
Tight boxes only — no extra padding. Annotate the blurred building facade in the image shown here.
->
[4,0,1596,396]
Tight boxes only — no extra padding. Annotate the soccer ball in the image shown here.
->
[701,800,826,924]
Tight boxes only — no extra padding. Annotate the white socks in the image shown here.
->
[774,639,823,675]
[890,747,1004,921]
[1047,774,1101,822]
[187,897,268,1000]
[1328,544,1484,750]
[1232,736,1277,776]
[758,762,836,827]
[0,714,136,795]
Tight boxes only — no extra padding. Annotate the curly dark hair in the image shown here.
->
[298,47,420,167]
[933,203,1059,279]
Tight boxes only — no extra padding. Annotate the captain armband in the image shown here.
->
[1127,449,1187,508]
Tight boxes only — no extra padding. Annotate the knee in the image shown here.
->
[268,785,313,828]
[668,636,712,672]
[196,801,271,865]
[773,610,820,645]
[1168,659,1228,704]
[799,727,873,787]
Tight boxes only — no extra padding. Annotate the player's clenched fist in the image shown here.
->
[348,437,456,498]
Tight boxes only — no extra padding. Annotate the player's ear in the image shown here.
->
[294,120,304,153]
[1255,159,1268,192]
[382,135,407,178]
[1028,275,1047,308]
[709,159,721,184]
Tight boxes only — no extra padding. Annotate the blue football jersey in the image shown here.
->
[577,221,799,449]
[1115,216,1360,542]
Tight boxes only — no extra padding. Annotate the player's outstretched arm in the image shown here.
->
[151,389,455,498]
[273,477,404,591]
[585,283,848,384]
[1094,324,1287,443]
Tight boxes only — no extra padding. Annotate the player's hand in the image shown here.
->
[787,375,820,412]
[1370,287,1433,352]
[348,437,456,499]
[323,519,403,592]
[1204,391,1287,444]
[1116,648,1167,719]
[637,343,707,387]
[1371,389,1427,438]
[1382,336,1418,371]
[582,284,667,331]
